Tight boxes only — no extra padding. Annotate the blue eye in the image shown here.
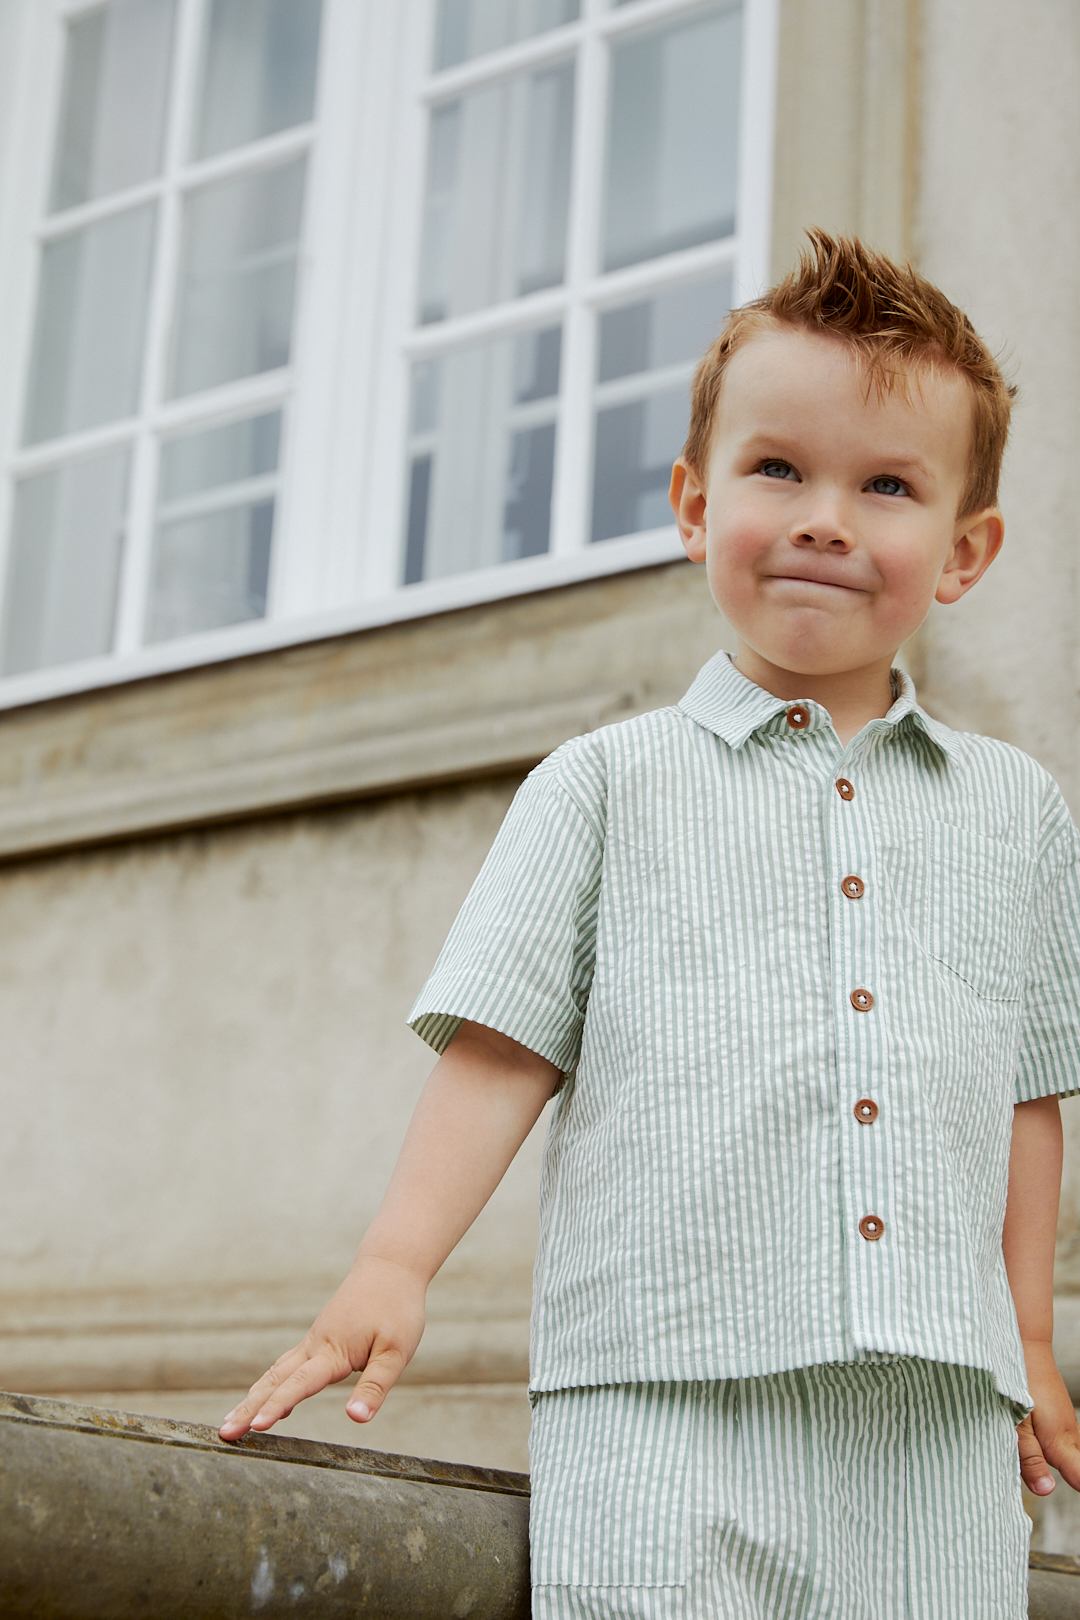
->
[869,475,909,497]
[757,459,796,479]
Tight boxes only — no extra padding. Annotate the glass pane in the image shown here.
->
[147,411,280,641]
[145,501,274,643]
[417,61,574,323]
[49,0,177,212]
[597,270,734,383]
[21,204,157,446]
[167,156,306,398]
[591,384,688,543]
[402,325,561,583]
[159,411,281,502]
[591,273,733,543]
[192,0,324,161]
[0,445,130,676]
[433,0,579,69]
[603,3,742,273]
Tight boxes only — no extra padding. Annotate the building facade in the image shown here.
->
[0,0,1077,1550]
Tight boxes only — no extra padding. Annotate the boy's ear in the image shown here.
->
[935,506,1005,605]
[669,457,708,563]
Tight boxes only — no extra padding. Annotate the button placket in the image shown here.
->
[829,758,889,1304]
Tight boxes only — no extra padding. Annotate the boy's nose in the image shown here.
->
[789,521,855,549]
[786,486,856,547]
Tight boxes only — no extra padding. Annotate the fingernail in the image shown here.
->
[1035,1475,1054,1492]
[348,1401,371,1420]
[221,1410,237,1426]
[251,1410,269,1426]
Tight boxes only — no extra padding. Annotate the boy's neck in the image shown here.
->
[730,645,901,744]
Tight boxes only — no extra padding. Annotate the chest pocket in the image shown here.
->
[880,819,1036,1002]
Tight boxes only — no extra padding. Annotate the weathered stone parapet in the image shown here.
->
[3,1389,1079,1618]
[1,1391,530,1617]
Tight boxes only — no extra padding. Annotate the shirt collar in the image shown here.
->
[676,647,961,762]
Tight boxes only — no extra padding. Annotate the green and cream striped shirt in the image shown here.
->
[406,647,1080,1425]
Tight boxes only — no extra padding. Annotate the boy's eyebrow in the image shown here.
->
[735,433,936,484]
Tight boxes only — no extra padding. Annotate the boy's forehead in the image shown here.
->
[712,326,971,472]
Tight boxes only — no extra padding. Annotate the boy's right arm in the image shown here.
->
[217,1020,561,1440]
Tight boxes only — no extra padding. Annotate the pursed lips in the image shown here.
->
[767,573,864,591]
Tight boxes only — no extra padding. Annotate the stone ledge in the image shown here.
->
[2,1391,1077,1618]
[1,1390,531,1619]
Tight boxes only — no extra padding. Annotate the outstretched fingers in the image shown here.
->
[218,1344,342,1439]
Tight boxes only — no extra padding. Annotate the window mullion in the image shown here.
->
[547,14,607,560]
[267,0,371,621]
[357,0,436,602]
[733,0,777,302]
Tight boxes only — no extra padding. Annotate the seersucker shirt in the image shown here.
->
[406,647,1080,1425]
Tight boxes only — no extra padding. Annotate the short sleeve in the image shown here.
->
[1013,773,1080,1104]
[405,744,604,1089]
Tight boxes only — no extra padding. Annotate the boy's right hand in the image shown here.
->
[217,1254,427,1440]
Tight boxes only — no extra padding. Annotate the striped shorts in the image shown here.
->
[527,1353,1031,1618]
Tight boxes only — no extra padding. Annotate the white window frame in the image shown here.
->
[0,0,778,713]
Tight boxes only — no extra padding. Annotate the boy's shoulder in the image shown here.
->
[941,721,1060,801]
[524,703,697,830]
[529,702,687,784]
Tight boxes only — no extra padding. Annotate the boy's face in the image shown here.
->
[668,326,1004,691]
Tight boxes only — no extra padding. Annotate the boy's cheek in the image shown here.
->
[705,514,769,575]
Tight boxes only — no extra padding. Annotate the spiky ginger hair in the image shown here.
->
[680,226,1018,522]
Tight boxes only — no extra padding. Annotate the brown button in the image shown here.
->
[853,1097,879,1124]
[859,1214,885,1241]
[841,874,865,899]
[836,778,854,799]
[785,703,810,730]
[850,987,874,1011]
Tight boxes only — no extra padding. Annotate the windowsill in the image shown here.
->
[0,530,685,714]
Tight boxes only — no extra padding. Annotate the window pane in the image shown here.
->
[21,204,157,445]
[145,503,274,643]
[146,411,281,642]
[603,2,741,273]
[597,269,733,383]
[159,410,281,502]
[0,445,130,676]
[167,156,306,398]
[591,385,687,543]
[144,502,275,641]
[417,61,574,323]
[192,0,324,161]
[591,271,733,542]
[432,0,580,70]
[48,0,177,213]
[403,325,561,583]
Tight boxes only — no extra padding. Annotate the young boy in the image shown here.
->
[219,228,1080,1617]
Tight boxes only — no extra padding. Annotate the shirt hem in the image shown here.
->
[527,1341,1034,1425]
